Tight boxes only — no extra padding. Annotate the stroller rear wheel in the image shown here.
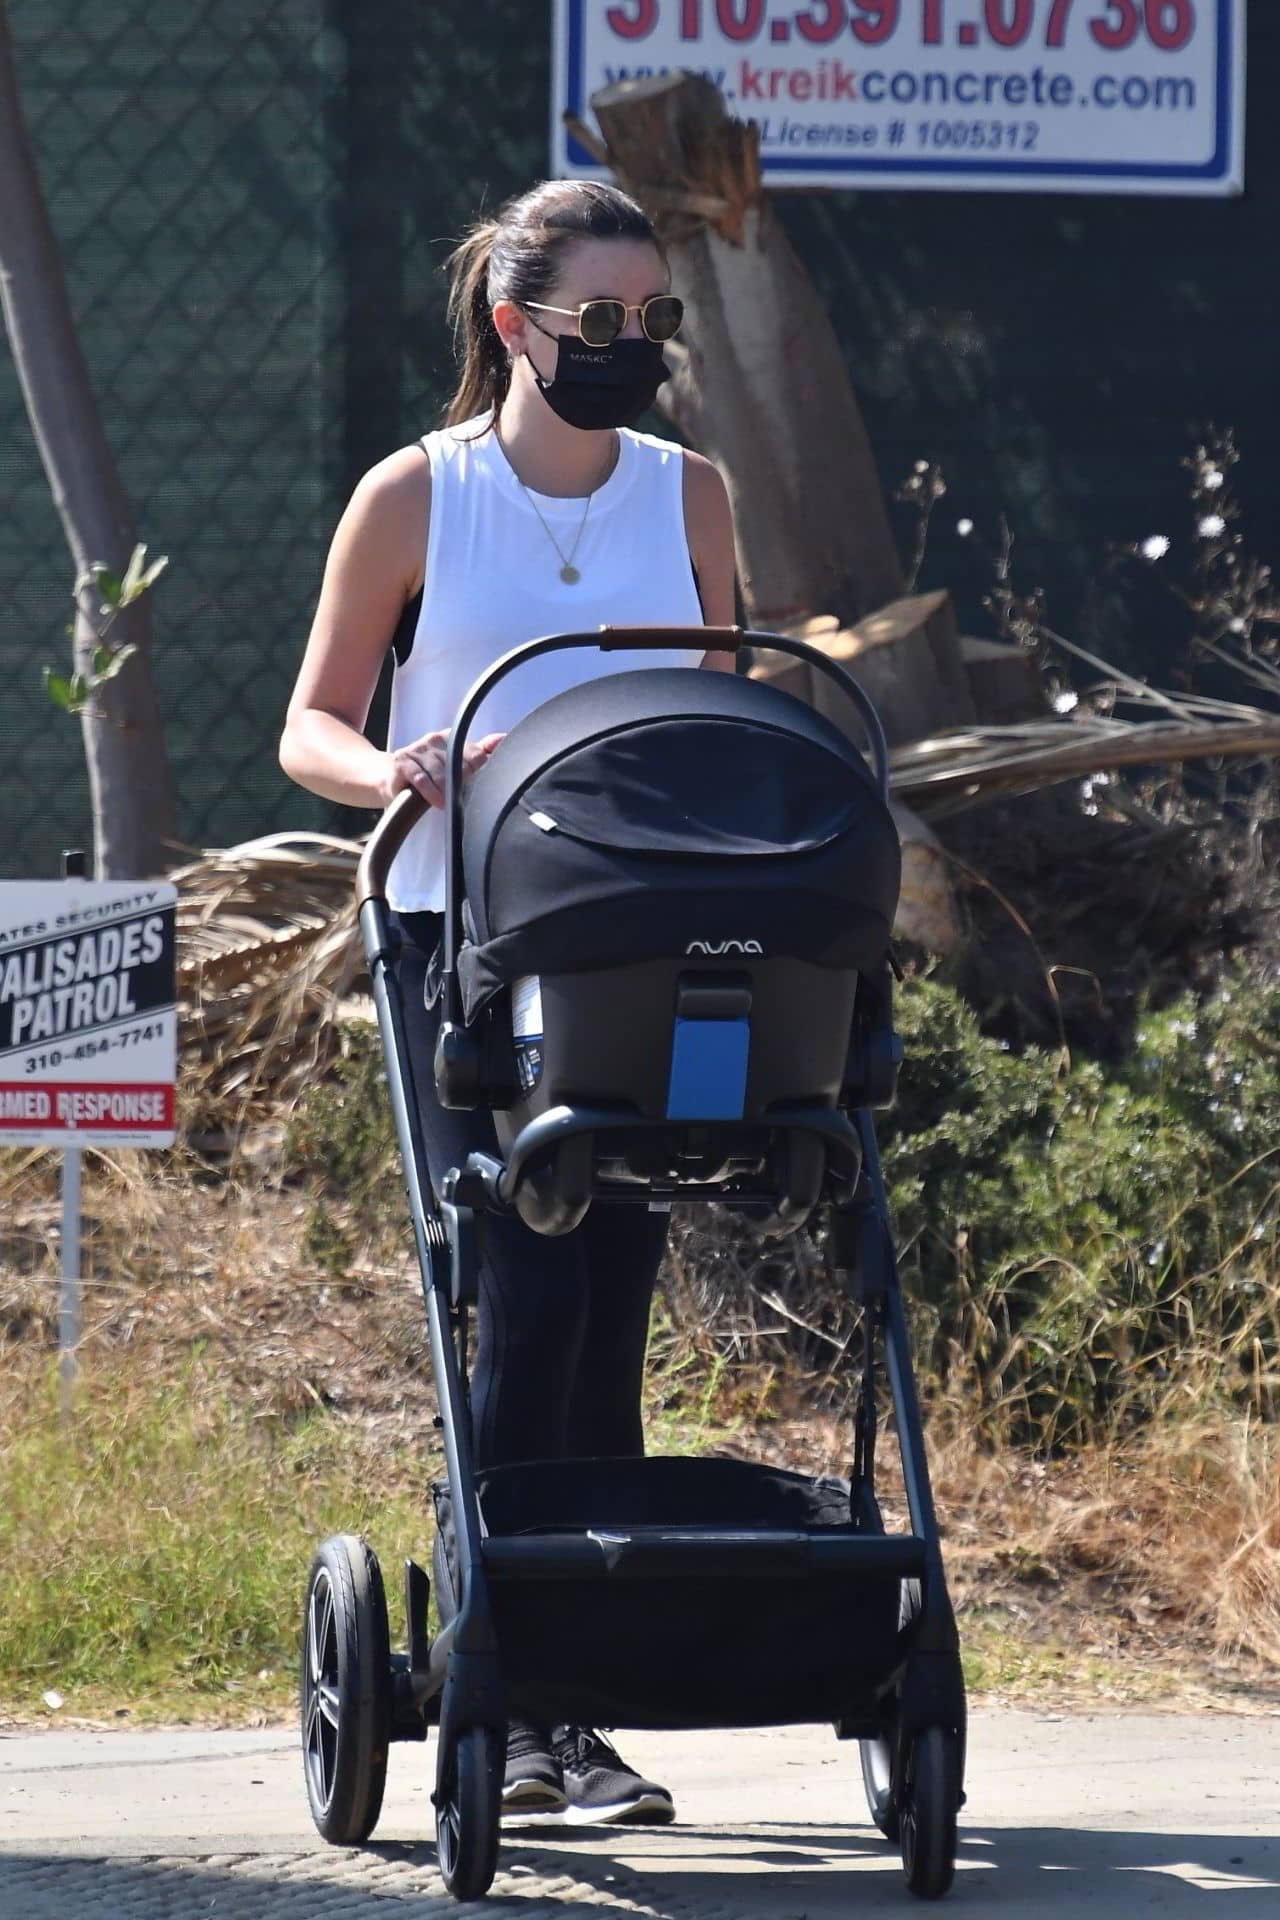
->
[899,1726,959,1899]
[859,1731,899,1841]
[435,1724,503,1900]
[859,1572,919,1841]
[301,1535,391,1843]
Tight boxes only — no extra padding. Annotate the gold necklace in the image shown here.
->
[519,482,592,586]
[498,430,618,586]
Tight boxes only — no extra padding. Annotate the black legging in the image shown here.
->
[394,913,669,1472]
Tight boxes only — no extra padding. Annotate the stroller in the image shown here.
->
[299,625,966,1901]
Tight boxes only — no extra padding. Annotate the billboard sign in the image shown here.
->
[552,0,1245,195]
[0,882,178,1147]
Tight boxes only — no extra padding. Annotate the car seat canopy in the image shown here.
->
[458,668,900,1019]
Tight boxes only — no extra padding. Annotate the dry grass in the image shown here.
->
[658,1208,1280,1704]
[3,1137,1279,1724]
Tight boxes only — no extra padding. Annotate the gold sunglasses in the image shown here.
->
[523,294,684,348]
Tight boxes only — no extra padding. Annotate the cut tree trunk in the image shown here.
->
[748,605,966,952]
[960,635,1049,725]
[0,2,176,878]
[748,591,977,746]
[587,73,905,631]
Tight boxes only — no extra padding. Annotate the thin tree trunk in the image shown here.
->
[588,72,906,629]
[0,3,175,878]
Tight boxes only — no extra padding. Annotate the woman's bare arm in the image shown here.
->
[682,450,738,671]
[279,446,433,808]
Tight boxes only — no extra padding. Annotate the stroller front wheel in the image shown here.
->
[899,1725,959,1899]
[435,1724,503,1900]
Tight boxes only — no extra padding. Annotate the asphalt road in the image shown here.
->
[3,1712,1279,1916]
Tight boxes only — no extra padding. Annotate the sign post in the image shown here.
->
[58,851,86,1418]
[0,875,178,1413]
[553,0,1245,197]
[59,1124,81,1418]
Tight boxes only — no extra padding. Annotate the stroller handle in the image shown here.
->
[357,786,426,907]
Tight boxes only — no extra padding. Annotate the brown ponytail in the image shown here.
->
[444,220,507,427]
[442,181,664,431]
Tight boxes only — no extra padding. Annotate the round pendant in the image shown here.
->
[559,564,581,585]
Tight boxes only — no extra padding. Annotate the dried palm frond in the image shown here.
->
[172,831,363,1134]
[892,624,1280,815]
[892,706,1280,815]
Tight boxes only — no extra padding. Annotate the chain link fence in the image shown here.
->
[4,4,1279,880]
[0,0,547,878]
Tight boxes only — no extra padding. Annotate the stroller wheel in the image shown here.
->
[435,1725,503,1900]
[301,1535,392,1844]
[859,1733,899,1840]
[899,1726,959,1899]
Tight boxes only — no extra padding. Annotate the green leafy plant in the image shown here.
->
[43,541,168,715]
[880,971,1280,1445]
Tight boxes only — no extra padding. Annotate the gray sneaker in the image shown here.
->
[552,1725,675,1826]
[501,1719,568,1823]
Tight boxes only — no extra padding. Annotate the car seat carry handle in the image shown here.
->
[597,623,744,650]
[435,626,893,1022]
[596,624,890,801]
[355,627,891,925]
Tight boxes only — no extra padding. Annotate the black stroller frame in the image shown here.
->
[300,626,966,1902]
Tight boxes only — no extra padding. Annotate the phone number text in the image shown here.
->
[22,1021,169,1074]
[605,2,1198,55]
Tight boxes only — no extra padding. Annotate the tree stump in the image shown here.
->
[749,590,977,747]
[960,636,1050,726]
[587,73,905,631]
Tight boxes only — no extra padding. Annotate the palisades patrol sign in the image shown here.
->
[552,0,1244,195]
[0,883,177,1148]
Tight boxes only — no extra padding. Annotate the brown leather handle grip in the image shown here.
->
[356,786,427,908]
[596,623,744,651]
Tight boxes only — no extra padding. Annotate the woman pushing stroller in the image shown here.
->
[280,178,737,1825]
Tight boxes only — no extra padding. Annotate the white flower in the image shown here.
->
[1203,470,1225,490]
[956,518,974,538]
[1198,514,1226,539]
[1139,535,1170,561]
[914,459,930,474]
[1229,617,1247,634]
[1052,690,1079,713]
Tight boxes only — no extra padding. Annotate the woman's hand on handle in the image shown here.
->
[380,730,504,809]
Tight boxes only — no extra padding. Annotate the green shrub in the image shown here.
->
[881,972,1280,1442]
[287,976,1280,1448]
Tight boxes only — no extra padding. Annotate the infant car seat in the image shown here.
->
[437,666,901,1236]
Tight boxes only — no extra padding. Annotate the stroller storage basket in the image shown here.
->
[432,1455,907,1732]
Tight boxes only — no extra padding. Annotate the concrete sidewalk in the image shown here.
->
[3,1712,1279,1914]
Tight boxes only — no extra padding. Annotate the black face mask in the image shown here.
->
[530,332,670,432]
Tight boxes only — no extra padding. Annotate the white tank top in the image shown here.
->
[385,415,706,911]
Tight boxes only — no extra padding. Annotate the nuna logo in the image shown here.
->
[685,938,763,956]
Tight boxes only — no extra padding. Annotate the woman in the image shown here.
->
[280,179,737,1826]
